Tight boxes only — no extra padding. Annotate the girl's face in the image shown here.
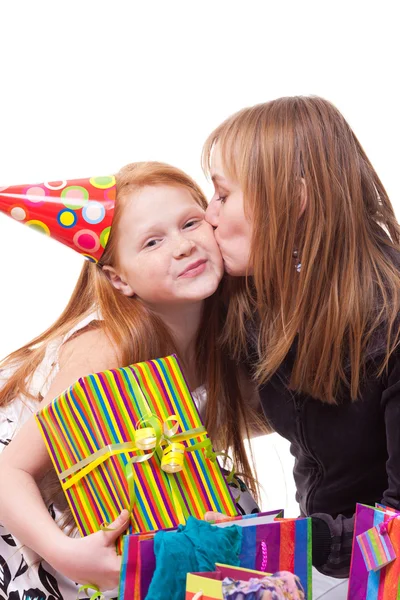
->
[106,185,223,308]
[205,145,252,276]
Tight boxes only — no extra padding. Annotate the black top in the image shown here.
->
[252,334,400,578]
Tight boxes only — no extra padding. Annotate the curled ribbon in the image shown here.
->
[77,584,104,600]
[124,414,207,520]
[379,513,400,534]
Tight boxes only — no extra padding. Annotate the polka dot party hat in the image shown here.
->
[0,176,116,262]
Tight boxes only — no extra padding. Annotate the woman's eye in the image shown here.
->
[216,196,227,204]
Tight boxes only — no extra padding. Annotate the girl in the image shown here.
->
[0,162,260,598]
[203,96,400,598]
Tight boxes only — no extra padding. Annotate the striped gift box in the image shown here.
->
[36,355,238,552]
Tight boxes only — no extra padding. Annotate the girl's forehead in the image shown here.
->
[120,185,204,233]
[125,184,201,209]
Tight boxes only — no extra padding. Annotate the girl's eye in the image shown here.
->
[144,239,160,248]
[183,219,200,229]
[216,196,227,204]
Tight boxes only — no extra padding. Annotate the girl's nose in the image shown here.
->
[172,237,195,259]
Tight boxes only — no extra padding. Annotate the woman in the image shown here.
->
[203,95,400,597]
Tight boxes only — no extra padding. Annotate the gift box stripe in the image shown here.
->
[73,380,133,518]
[146,456,179,527]
[174,458,202,517]
[294,518,311,595]
[240,525,257,569]
[365,510,383,597]
[134,362,218,514]
[98,372,128,437]
[82,374,135,502]
[382,515,400,598]
[74,381,106,448]
[133,358,235,520]
[134,453,185,529]
[133,455,174,530]
[67,386,96,456]
[79,472,109,527]
[379,531,395,564]
[266,520,281,573]
[70,386,97,452]
[280,520,295,577]
[156,358,196,427]
[112,369,140,427]
[52,397,77,467]
[147,358,233,515]
[40,404,64,471]
[68,485,90,533]
[133,356,236,524]
[125,365,194,527]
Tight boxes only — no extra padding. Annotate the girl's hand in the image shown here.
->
[51,510,130,592]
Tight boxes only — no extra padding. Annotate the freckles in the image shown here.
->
[194,230,218,249]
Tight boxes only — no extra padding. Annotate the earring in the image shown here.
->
[293,249,301,273]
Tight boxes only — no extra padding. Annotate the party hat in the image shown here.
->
[0,176,116,262]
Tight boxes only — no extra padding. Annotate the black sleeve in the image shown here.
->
[310,513,354,578]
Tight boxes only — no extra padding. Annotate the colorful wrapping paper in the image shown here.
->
[348,503,400,599]
[35,355,238,552]
[118,512,312,600]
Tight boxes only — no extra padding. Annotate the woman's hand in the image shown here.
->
[204,511,229,523]
[51,510,130,592]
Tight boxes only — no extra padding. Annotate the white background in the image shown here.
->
[0,0,398,516]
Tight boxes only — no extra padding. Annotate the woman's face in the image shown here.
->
[106,185,223,309]
[206,145,252,276]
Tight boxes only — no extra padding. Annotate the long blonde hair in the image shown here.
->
[0,162,260,502]
[203,96,400,403]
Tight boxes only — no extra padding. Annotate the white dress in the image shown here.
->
[0,313,212,600]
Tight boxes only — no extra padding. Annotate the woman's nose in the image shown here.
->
[205,198,220,228]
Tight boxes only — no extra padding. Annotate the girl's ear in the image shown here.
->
[102,265,135,297]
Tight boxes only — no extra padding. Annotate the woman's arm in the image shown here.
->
[0,328,127,590]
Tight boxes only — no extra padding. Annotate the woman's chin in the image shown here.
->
[223,260,249,277]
